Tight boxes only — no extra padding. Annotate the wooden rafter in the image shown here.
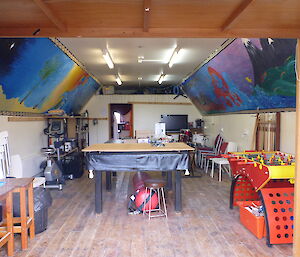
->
[2,27,300,38]
[222,0,255,31]
[143,0,151,32]
[32,0,66,32]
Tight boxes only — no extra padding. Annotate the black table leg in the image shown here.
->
[106,171,112,191]
[167,171,172,190]
[95,171,102,214]
[175,170,182,212]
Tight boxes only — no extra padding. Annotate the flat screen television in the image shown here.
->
[160,114,188,133]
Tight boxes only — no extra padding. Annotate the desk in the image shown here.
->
[83,142,194,214]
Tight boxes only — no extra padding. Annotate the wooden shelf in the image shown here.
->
[8,116,108,122]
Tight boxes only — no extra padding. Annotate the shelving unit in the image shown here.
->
[46,114,89,151]
[76,116,89,150]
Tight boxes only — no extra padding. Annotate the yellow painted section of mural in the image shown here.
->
[0,86,39,113]
[40,64,87,112]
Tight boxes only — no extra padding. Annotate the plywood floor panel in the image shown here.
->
[0,171,293,257]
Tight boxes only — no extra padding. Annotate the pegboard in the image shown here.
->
[230,175,259,208]
[260,187,294,246]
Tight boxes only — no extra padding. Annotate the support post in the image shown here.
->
[293,39,300,256]
[275,112,281,151]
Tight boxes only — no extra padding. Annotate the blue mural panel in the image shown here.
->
[182,38,297,114]
[0,38,100,115]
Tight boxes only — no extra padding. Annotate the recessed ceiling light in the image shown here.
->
[138,77,143,80]
[102,50,114,69]
[158,74,165,85]
[116,75,122,85]
[168,48,181,68]
[138,56,144,63]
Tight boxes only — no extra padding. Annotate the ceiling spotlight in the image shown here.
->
[116,75,122,86]
[138,56,144,63]
[103,50,114,69]
[32,28,41,36]
[138,77,143,80]
[168,48,181,68]
[9,42,15,50]
[158,74,165,85]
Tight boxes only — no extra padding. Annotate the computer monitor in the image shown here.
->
[160,114,188,133]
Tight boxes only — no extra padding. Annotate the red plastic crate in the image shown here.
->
[237,201,266,239]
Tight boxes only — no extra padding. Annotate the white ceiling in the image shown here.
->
[58,38,227,88]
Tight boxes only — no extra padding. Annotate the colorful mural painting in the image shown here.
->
[0,38,100,115]
[182,38,297,114]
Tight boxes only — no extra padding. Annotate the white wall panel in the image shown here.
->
[0,116,47,177]
[83,94,201,144]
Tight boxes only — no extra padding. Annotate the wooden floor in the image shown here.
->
[1,170,293,257]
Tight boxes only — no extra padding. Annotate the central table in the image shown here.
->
[83,142,194,214]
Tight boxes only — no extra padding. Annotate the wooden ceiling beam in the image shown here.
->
[1,27,300,38]
[222,0,255,31]
[32,0,66,32]
[143,0,151,32]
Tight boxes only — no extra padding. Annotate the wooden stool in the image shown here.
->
[143,179,167,220]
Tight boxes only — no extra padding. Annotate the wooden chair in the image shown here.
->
[0,179,35,251]
[0,190,14,256]
[12,179,35,250]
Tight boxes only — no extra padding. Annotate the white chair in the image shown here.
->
[227,142,237,153]
[211,157,231,181]
[0,131,11,178]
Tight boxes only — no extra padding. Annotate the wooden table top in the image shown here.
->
[82,142,194,153]
[0,178,33,200]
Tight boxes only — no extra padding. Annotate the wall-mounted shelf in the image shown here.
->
[7,116,108,122]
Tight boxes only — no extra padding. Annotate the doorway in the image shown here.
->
[109,104,133,139]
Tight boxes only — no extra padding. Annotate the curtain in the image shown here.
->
[253,113,277,151]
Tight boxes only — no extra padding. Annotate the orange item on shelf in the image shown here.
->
[237,201,266,239]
